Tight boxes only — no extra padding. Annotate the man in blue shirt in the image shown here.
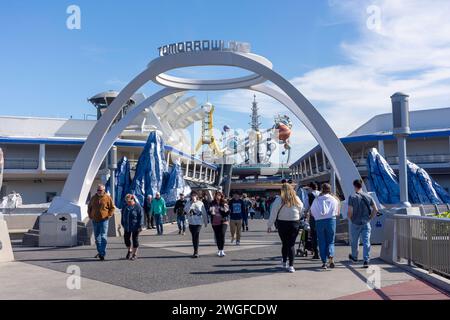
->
[348,179,378,268]
[229,192,246,245]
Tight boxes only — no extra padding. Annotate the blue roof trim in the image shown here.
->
[290,129,450,167]
[341,129,450,143]
[0,136,217,170]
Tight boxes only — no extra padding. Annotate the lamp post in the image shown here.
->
[391,92,411,208]
[108,146,118,203]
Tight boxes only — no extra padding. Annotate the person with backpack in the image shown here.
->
[267,183,304,273]
[310,183,340,270]
[185,191,208,258]
[348,179,378,268]
[174,193,187,235]
[307,182,321,259]
[242,193,251,232]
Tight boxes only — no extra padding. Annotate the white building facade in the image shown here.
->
[0,115,217,204]
[290,107,450,194]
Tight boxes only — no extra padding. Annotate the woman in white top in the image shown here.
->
[184,191,208,258]
[267,183,304,273]
[310,183,340,269]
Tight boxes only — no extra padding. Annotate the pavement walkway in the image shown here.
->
[1,220,449,300]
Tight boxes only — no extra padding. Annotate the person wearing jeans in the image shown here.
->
[87,184,115,261]
[310,183,339,270]
[210,191,230,257]
[143,195,155,229]
[242,193,251,232]
[185,191,208,258]
[267,183,304,273]
[348,179,378,268]
[151,192,167,235]
[92,219,109,259]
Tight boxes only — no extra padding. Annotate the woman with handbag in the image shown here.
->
[121,194,144,261]
[184,191,208,258]
[267,183,304,273]
[210,191,230,257]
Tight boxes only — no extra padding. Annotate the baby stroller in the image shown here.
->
[296,216,311,257]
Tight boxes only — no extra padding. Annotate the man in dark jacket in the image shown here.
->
[229,192,246,245]
[174,193,187,235]
[307,182,320,259]
[143,195,155,229]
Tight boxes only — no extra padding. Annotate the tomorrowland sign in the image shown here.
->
[158,40,251,57]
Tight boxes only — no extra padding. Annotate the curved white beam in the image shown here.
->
[48,87,181,218]
[49,50,361,220]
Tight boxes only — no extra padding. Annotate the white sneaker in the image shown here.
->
[217,251,221,257]
[281,260,288,269]
[221,251,226,256]
[288,266,295,273]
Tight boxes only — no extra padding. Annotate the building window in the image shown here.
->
[46,192,57,203]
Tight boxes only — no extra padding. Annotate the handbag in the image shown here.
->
[274,204,285,229]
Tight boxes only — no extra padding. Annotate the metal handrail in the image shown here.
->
[395,214,450,278]
[4,159,39,169]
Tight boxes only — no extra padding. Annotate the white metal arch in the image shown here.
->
[48,50,361,220]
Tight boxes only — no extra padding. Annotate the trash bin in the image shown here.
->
[56,213,77,247]
[39,213,57,247]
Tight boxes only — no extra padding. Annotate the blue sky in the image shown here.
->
[1,0,450,160]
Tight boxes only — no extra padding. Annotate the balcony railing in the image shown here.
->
[4,159,38,170]
[350,154,450,167]
[46,160,74,170]
[4,158,109,171]
[395,215,450,278]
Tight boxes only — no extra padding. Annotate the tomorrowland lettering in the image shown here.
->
[158,40,251,56]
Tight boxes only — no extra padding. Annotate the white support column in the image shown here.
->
[299,162,303,179]
[314,152,319,174]
[378,140,385,157]
[330,168,337,194]
[309,156,313,176]
[192,162,197,180]
[38,144,46,171]
[166,152,171,166]
[322,150,327,172]
[303,159,308,177]
[199,165,203,182]
[184,160,190,178]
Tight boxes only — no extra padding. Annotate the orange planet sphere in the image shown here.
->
[276,124,291,141]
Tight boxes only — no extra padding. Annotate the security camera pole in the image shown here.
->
[391,92,411,208]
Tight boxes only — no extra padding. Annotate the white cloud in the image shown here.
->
[216,0,450,163]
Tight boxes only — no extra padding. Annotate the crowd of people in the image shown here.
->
[87,178,378,272]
